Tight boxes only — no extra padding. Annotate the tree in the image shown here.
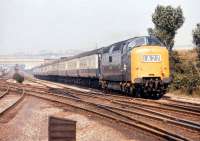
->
[192,23,200,59]
[147,28,154,36]
[149,5,184,51]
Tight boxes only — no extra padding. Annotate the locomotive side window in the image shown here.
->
[128,40,136,49]
[122,43,127,54]
[147,37,163,46]
[108,46,114,63]
[134,37,145,47]
[128,37,151,49]
[128,37,145,49]
[109,56,112,62]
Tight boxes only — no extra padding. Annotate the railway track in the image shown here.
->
[162,97,200,108]
[0,86,9,99]
[21,80,200,141]
[0,85,25,120]
[124,97,200,113]
[41,85,200,123]
[26,90,192,141]
[2,79,200,140]
[87,90,200,113]
[27,79,200,123]
[30,78,200,108]
[48,88,200,127]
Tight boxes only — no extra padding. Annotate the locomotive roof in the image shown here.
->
[101,36,156,53]
[101,37,137,53]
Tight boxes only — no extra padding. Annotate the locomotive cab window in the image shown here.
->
[128,36,163,50]
[128,37,145,50]
[147,36,163,46]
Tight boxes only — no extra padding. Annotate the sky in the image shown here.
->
[0,0,199,55]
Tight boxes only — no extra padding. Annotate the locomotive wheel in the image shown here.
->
[129,86,135,97]
[155,92,163,99]
[135,86,142,97]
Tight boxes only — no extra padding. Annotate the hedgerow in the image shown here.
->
[169,51,200,95]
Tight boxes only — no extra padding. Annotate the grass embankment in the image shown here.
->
[169,49,200,97]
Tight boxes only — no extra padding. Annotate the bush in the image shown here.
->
[193,23,200,59]
[170,52,200,94]
[13,73,24,83]
[171,72,200,94]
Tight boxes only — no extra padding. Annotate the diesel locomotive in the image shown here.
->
[32,36,171,98]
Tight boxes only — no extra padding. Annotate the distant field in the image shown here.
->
[175,48,197,61]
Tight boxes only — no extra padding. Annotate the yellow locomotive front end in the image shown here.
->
[131,46,170,81]
[129,37,171,98]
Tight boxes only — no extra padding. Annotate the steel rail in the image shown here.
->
[35,79,200,114]
[0,86,9,99]
[25,80,200,130]
[0,87,25,118]
[57,88,200,131]
[48,87,200,117]
[116,99,200,116]
[24,86,200,128]
[165,98,200,107]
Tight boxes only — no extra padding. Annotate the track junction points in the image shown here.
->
[0,79,199,141]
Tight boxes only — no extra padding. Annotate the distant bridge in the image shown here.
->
[0,56,45,70]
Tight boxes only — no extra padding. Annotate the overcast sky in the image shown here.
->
[0,0,199,55]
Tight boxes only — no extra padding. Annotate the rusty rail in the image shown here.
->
[0,87,25,118]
